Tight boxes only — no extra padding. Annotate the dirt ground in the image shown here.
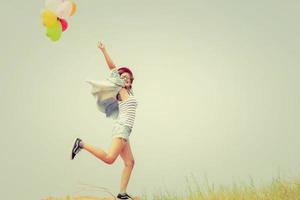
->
[42,195,141,200]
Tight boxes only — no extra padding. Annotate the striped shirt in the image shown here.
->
[117,94,138,128]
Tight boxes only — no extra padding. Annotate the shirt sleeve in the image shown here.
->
[108,68,125,87]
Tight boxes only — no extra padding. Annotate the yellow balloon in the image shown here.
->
[69,2,77,16]
[41,9,57,28]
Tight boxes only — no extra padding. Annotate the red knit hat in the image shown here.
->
[118,67,134,83]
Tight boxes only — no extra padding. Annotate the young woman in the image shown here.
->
[71,41,138,200]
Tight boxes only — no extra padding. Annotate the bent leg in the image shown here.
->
[82,138,126,165]
[119,141,135,193]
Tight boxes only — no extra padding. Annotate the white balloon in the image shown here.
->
[45,0,65,13]
[56,1,73,19]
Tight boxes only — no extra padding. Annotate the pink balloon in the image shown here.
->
[58,17,68,32]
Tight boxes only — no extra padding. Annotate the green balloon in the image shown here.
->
[45,20,62,41]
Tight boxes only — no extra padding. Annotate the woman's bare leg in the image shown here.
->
[82,138,126,164]
[119,141,135,193]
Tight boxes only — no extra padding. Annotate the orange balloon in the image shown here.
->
[69,2,77,16]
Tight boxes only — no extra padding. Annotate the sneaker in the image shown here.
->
[117,193,133,200]
[71,138,82,160]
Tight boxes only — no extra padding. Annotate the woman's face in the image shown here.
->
[120,72,132,88]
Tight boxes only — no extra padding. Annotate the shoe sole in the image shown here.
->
[70,138,81,160]
[117,196,138,200]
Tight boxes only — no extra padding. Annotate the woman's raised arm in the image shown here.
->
[97,41,116,70]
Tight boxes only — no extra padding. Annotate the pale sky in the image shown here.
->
[1,1,300,199]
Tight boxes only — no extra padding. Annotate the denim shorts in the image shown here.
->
[111,122,132,142]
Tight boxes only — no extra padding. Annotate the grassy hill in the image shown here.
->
[43,176,300,200]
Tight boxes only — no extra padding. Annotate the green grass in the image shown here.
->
[141,175,300,200]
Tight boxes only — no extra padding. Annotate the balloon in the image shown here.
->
[56,1,72,19]
[69,2,77,16]
[45,0,64,13]
[41,9,57,28]
[41,0,76,41]
[46,20,62,41]
[58,17,68,32]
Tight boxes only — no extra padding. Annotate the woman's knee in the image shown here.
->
[124,159,135,168]
[105,156,117,165]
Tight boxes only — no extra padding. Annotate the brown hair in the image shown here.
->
[116,67,134,101]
